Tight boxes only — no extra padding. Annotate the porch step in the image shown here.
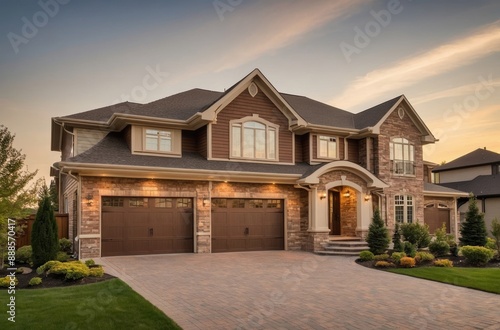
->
[318,239,369,256]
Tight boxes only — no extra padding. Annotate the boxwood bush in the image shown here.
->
[49,261,90,280]
[373,253,390,261]
[428,240,450,257]
[29,277,43,286]
[434,259,453,267]
[15,245,33,264]
[359,250,374,261]
[391,251,406,264]
[461,246,495,266]
[415,251,435,263]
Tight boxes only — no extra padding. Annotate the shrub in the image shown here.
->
[49,261,90,280]
[434,259,453,267]
[460,195,487,247]
[36,260,62,275]
[391,252,406,264]
[366,209,390,255]
[0,275,18,287]
[85,259,96,267]
[403,241,417,257]
[59,238,72,253]
[89,266,104,277]
[415,251,435,263]
[29,277,42,286]
[461,246,495,266]
[428,240,450,257]
[449,241,459,257]
[401,223,431,248]
[375,261,395,268]
[399,257,416,268]
[359,250,374,261]
[374,253,390,261]
[485,237,496,250]
[55,251,69,262]
[392,223,403,252]
[31,187,59,267]
[490,218,500,256]
[15,245,32,264]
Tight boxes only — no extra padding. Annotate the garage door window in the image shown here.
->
[102,197,124,207]
[177,198,192,208]
[212,198,227,208]
[267,200,282,208]
[249,199,264,208]
[129,198,148,207]
[155,198,173,208]
[231,199,245,208]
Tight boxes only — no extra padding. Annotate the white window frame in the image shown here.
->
[395,195,413,223]
[143,128,173,153]
[317,135,338,159]
[230,116,279,161]
[389,137,415,176]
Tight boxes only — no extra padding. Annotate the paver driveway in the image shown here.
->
[98,251,500,329]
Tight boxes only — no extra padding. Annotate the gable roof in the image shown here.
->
[439,175,500,197]
[354,95,402,129]
[433,148,500,172]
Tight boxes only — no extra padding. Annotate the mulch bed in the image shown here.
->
[0,263,115,290]
[356,254,500,269]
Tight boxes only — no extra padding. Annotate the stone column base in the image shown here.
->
[355,228,369,239]
[306,232,330,252]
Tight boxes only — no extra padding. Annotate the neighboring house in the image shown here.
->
[433,148,500,235]
[51,69,460,259]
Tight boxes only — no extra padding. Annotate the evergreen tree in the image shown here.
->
[366,208,390,254]
[31,186,58,267]
[392,222,403,252]
[49,179,59,212]
[459,195,487,247]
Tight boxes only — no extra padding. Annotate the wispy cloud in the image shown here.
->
[331,20,500,109]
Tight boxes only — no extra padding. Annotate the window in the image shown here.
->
[395,195,413,223]
[390,138,415,175]
[211,198,227,208]
[155,198,173,208]
[248,199,264,208]
[177,198,192,208]
[231,119,278,160]
[145,129,172,152]
[318,136,338,159]
[267,200,282,208]
[129,198,148,208]
[102,197,124,207]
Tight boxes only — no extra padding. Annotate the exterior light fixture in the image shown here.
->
[320,192,327,200]
[86,194,93,206]
[203,197,210,207]
[364,194,371,201]
[343,190,351,198]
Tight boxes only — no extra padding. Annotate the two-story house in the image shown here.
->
[51,69,461,259]
[433,148,500,235]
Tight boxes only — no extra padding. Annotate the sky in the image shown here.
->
[0,0,499,185]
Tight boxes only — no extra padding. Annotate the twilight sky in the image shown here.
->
[1,0,499,184]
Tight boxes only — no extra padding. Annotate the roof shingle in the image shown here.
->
[433,148,500,172]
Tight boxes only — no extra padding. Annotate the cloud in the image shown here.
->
[331,20,500,109]
[412,79,500,105]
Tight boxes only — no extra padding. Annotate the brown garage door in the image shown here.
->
[101,197,193,257]
[424,204,451,234]
[211,198,284,253]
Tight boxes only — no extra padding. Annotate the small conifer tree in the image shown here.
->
[366,209,390,254]
[460,195,487,247]
[31,187,59,267]
[392,223,403,252]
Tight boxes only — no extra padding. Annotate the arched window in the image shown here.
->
[230,117,278,160]
[389,137,415,175]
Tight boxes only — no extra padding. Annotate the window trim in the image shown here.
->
[395,195,414,223]
[229,115,279,162]
[143,128,173,153]
[132,126,182,157]
[316,135,339,160]
[389,137,415,176]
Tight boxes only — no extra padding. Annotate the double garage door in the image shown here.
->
[101,197,284,256]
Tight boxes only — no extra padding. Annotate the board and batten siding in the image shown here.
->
[196,126,208,158]
[347,139,359,164]
[295,134,304,163]
[211,89,293,163]
[74,128,108,156]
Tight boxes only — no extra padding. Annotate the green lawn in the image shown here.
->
[388,267,500,294]
[0,278,181,329]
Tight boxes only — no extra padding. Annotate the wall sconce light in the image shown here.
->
[203,197,210,207]
[364,194,371,201]
[85,194,93,206]
[320,192,327,200]
[343,190,351,198]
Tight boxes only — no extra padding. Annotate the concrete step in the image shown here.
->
[323,246,367,252]
[315,250,360,256]
[325,241,368,248]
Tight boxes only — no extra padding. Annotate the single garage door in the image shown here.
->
[211,198,284,253]
[424,204,451,234]
[101,197,193,257]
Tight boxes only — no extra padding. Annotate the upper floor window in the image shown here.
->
[230,118,278,161]
[318,136,338,159]
[390,138,415,175]
[145,129,172,152]
[395,195,413,223]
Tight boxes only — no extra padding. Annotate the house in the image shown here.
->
[433,148,500,235]
[51,69,462,259]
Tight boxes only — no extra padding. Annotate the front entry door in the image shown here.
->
[329,191,341,235]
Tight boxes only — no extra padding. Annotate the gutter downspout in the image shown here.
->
[65,169,80,259]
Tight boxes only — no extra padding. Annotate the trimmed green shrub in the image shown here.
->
[485,237,496,250]
[460,195,487,247]
[36,260,62,275]
[85,259,96,267]
[490,218,500,256]
[461,246,495,266]
[55,251,69,262]
[59,238,72,253]
[375,261,395,268]
[374,254,390,261]
[401,222,431,248]
[89,266,104,277]
[0,276,18,287]
[399,257,416,268]
[49,261,90,280]
[415,251,435,263]
[428,240,450,257]
[366,209,390,255]
[359,250,374,261]
[434,259,453,267]
[15,245,32,264]
[391,251,406,264]
[392,223,403,252]
[31,187,59,267]
[403,241,417,257]
[29,277,42,286]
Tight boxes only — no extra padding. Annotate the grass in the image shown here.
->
[388,267,500,294]
[0,278,181,329]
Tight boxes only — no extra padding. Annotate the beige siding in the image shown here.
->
[74,128,107,156]
[485,198,500,237]
[439,166,491,183]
